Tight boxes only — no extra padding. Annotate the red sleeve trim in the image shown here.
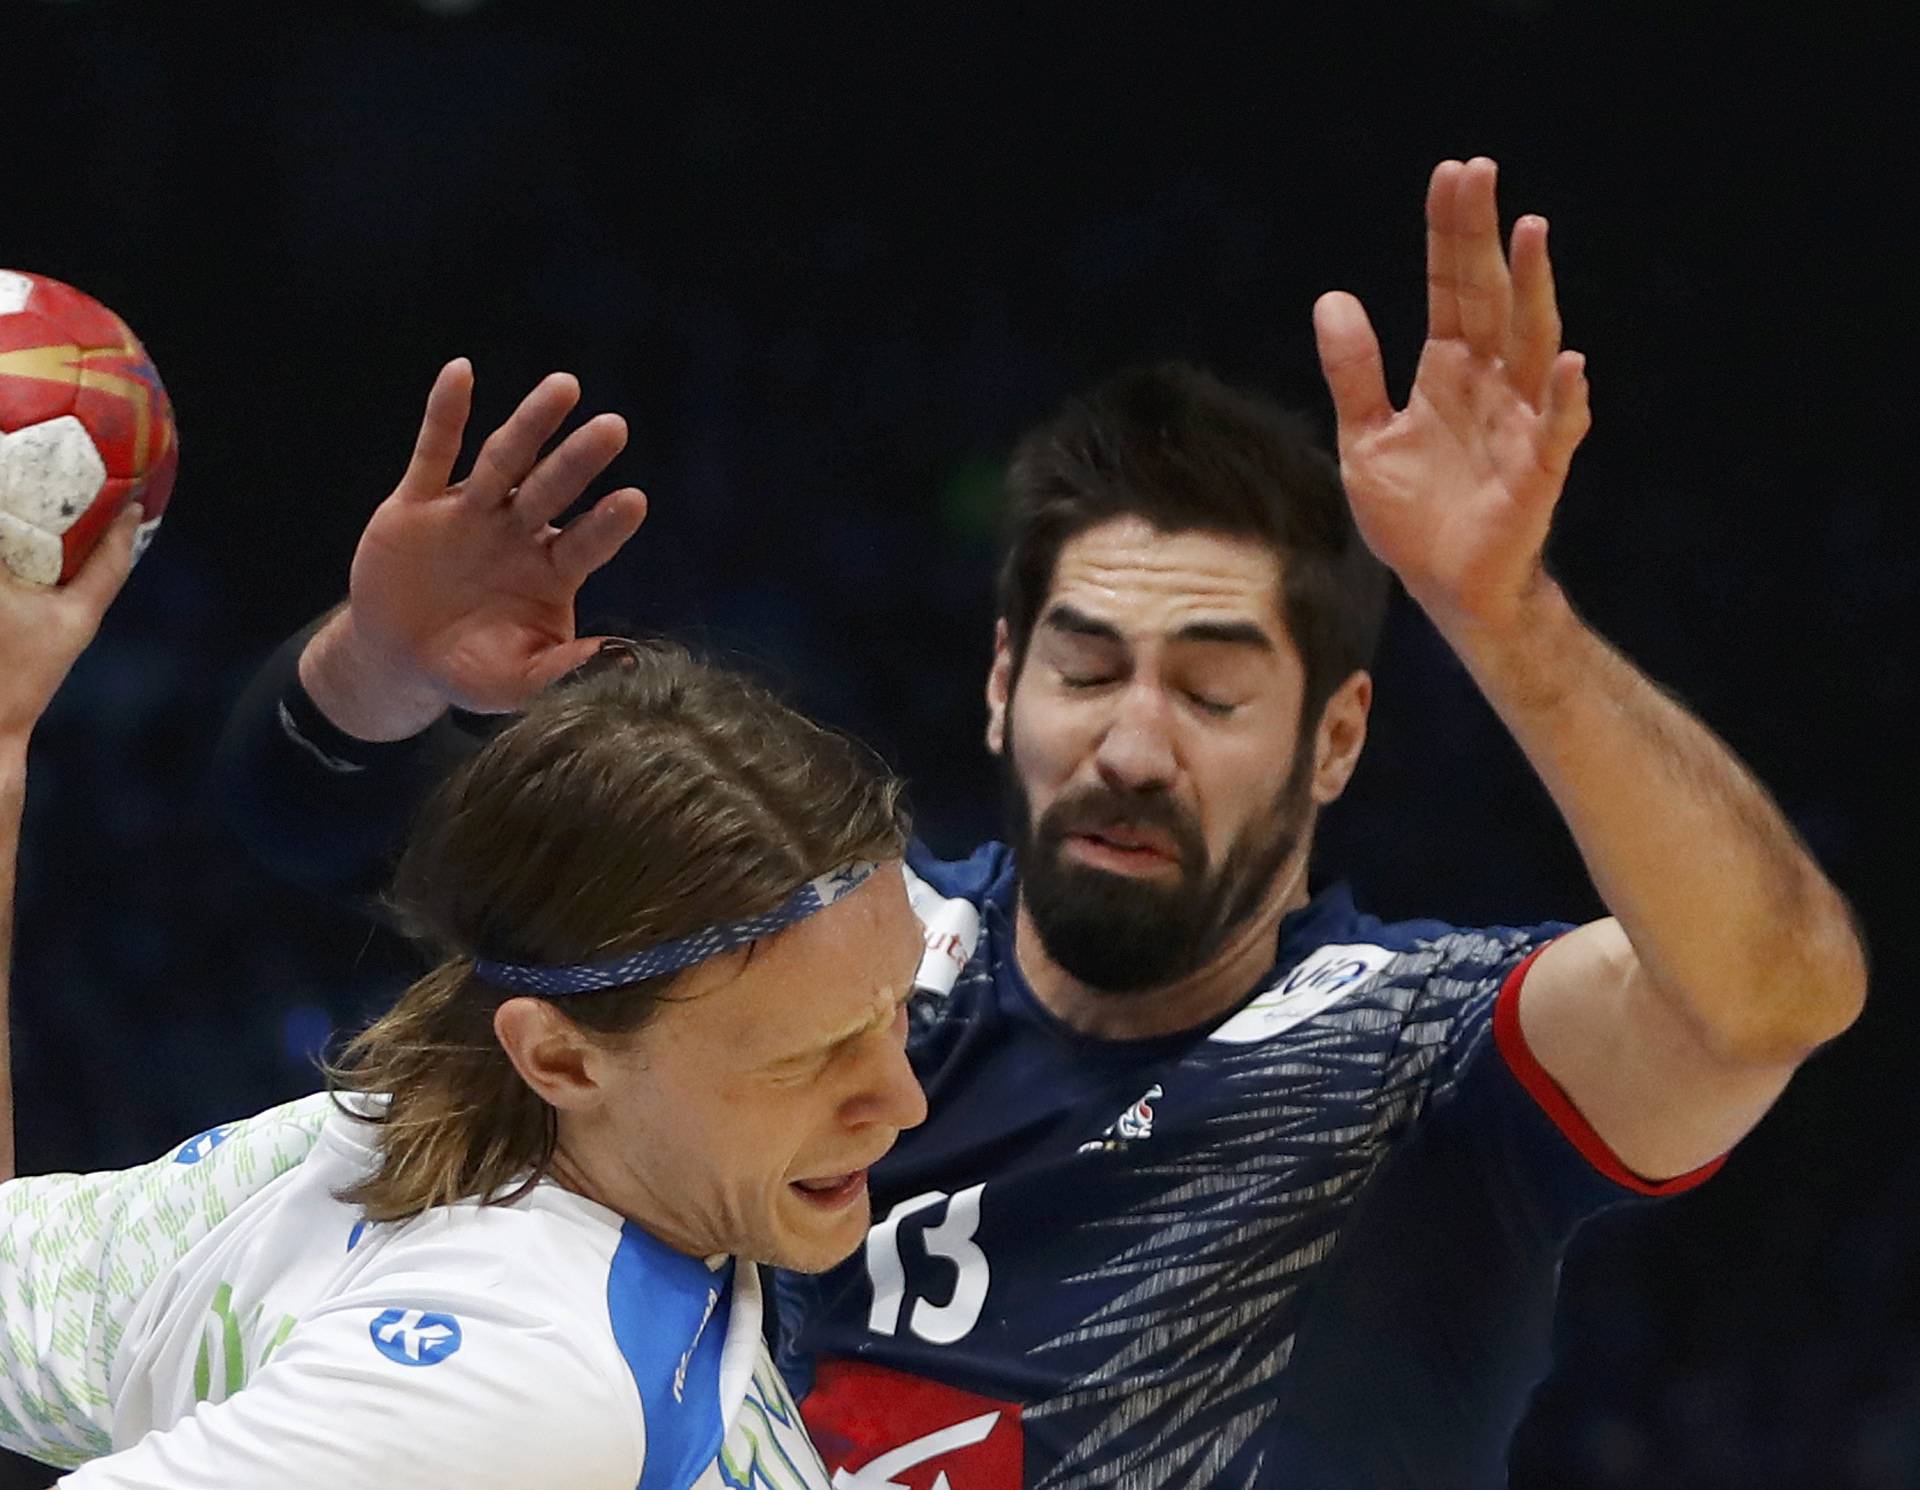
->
[1492,946,1727,1197]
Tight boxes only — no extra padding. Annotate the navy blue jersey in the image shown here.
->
[213,651,1723,1490]
[779,842,1719,1490]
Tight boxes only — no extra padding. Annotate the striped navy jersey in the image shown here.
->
[779,841,1720,1490]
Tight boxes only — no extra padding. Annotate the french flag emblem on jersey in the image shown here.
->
[804,1359,1023,1490]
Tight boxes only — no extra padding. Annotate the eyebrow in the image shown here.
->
[1040,602,1276,654]
[759,979,915,1073]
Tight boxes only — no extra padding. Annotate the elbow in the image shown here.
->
[1804,916,1871,1048]
[1704,923,1869,1068]
[1789,890,1872,1051]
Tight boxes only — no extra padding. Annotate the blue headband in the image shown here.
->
[472,861,881,996]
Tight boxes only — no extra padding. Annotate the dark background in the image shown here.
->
[6,3,1913,1486]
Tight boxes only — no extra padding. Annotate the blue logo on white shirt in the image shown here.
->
[369,1309,463,1367]
[173,1125,234,1164]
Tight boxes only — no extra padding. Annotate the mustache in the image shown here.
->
[1036,788,1204,859]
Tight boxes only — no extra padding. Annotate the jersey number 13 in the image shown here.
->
[864,1185,990,1344]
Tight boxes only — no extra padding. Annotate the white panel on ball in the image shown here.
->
[0,416,109,533]
[132,513,164,563]
[0,270,34,316]
[0,511,62,585]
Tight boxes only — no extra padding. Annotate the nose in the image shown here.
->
[1093,680,1178,793]
[848,1025,929,1135]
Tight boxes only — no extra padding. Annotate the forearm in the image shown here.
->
[1437,579,1866,1061]
[2,739,26,1183]
[214,617,489,901]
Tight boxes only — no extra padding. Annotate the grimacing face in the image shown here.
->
[575,865,929,1272]
[989,517,1329,994]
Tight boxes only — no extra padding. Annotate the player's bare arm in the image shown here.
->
[298,359,650,740]
[0,503,143,1181]
[1312,157,1866,1181]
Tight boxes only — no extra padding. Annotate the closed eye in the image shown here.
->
[1186,690,1238,717]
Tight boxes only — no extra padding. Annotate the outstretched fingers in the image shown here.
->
[1426,160,1464,342]
[509,413,630,532]
[401,358,475,497]
[1313,291,1395,440]
[1451,157,1511,359]
[462,372,583,507]
[1535,351,1592,485]
[549,487,649,589]
[1506,215,1563,409]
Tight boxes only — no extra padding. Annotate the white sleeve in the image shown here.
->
[56,1285,644,1490]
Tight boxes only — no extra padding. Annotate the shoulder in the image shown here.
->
[346,1181,637,1312]
[901,840,1014,1005]
[289,1194,653,1467]
[1210,890,1569,1050]
[116,1269,648,1490]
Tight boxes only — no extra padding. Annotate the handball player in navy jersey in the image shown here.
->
[217,160,1865,1488]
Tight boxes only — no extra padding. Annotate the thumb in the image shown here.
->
[523,636,615,695]
[1312,291,1394,439]
[63,503,144,621]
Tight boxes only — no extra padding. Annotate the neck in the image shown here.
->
[548,1129,710,1260]
[1014,849,1314,1040]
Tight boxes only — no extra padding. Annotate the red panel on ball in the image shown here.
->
[140,438,179,523]
[0,306,72,355]
[0,311,82,429]
[73,382,149,478]
[31,276,133,351]
[59,475,132,584]
[0,369,78,430]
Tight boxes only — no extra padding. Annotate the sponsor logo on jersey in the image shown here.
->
[1077,1083,1164,1153]
[1208,942,1398,1045]
[805,1359,1022,1490]
[903,867,983,999]
[672,1285,721,1403]
[173,1124,235,1164]
[369,1308,463,1367]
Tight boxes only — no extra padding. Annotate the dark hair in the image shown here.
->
[328,639,910,1222]
[997,361,1389,729]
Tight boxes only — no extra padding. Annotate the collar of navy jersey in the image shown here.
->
[474,861,881,995]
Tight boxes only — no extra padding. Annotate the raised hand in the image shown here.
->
[1313,158,1592,633]
[0,502,142,744]
[308,361,649,735]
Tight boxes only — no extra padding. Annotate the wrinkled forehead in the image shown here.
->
[667,864,921,1058]
[1044,517,1292,644]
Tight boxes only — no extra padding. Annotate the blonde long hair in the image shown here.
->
[328,641,908,1222]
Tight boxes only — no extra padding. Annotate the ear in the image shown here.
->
[493,998,608,1113]
[1309,671,1372,806]
[985,618,1013,757]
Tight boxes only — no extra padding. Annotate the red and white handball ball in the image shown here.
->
[0,269,178,585]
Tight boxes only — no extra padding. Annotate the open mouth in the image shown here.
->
[1066,830,1178,872]
[789,1170,870,1209]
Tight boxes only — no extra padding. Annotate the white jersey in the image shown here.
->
[0,1093,830,1490]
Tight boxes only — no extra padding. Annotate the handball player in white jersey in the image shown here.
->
[0,404,927,1489]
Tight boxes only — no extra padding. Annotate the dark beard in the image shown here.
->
[1003,726,1316,995]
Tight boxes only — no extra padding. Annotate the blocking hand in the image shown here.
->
[1313,158,1592,633]
[336,360,649,720]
